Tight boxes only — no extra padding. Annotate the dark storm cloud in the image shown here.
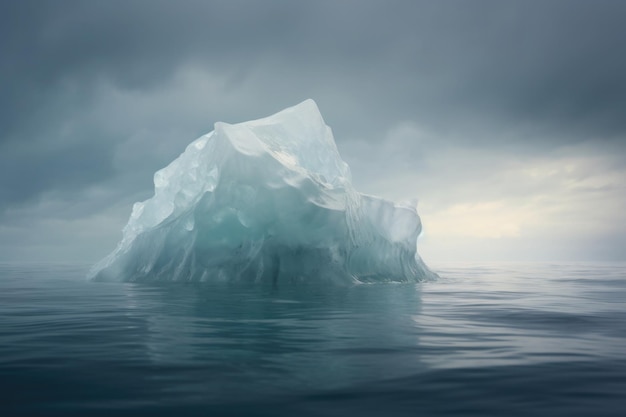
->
[1,0,625,217]
[0,138,113,203]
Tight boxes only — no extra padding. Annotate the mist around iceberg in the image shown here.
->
[89,100,436,283]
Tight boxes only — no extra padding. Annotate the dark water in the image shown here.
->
[1,262,625,416]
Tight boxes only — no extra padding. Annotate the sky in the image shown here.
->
[1,0,625,264]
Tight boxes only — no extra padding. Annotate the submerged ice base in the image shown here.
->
[89,100,436,283]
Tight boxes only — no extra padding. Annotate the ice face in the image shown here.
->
[89,99,437,283]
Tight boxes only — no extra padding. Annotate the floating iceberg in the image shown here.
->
[89,100,436,283]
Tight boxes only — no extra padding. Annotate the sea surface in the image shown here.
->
[0,262,625,416]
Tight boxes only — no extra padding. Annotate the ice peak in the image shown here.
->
[247,99,322,127]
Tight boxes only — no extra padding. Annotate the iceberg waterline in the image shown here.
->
[89,99,437,283]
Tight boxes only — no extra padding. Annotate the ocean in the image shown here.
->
[1,262,624,416]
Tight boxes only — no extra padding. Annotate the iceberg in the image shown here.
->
[89,100,436,283]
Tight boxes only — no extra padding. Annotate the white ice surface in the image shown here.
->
[89,100,436,283]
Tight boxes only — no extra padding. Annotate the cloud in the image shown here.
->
[1,1,625,261]
[3,1,626,143]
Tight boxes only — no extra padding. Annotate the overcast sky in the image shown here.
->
[1,0,625,264]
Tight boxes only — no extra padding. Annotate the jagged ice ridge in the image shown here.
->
[89,100,436,283]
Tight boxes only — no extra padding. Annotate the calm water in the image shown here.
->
[1,262,625,416]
